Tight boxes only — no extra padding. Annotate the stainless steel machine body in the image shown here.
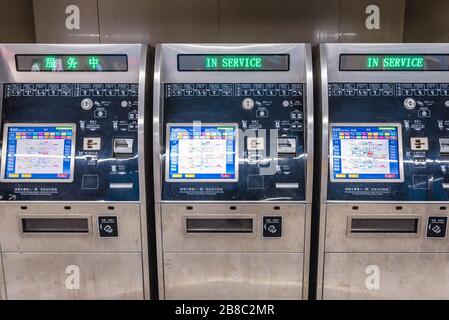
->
[0,44,151,299]
[153,43,313,299]
[318,43,449,299]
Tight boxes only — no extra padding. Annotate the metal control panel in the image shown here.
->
[0,44,151,299]
[318,44,449,299]
[1,83,139,200]
[162,82,306,200]
[154,44,313,299]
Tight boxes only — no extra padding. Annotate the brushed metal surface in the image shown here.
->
[339,0,405,42]
[317,43,449,299]
[219,0,339,43]
[325,204,449,253]
[154,43,312,299]
[3,253,143,299]
[0,0,35,43]
[161,204,305,253]
[0,43,151,299]
[98,0,219,44]
[0,254,5,300]
[0,44,141,83]
[323,253,449,299]
[323,43,449,83]
[32,0,100,43]
[404,0,449,42]
[0,204,142,252]
[164,253,303,300]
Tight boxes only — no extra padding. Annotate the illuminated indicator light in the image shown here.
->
[44,57,57,70]
[205,57,218,68]
[205,56,263,70]
[366,56,425,70]
[367,57,379,68]
[88,56,100,69]
[66,56,78,70]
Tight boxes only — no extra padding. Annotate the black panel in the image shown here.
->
[328,82,449,201]
[0,83,139,201]
[162,83,306,201]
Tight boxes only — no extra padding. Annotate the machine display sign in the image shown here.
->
[177,54,289,71]
[166,123,238,182]
[15,54,128,72]
[1,124,76,182]
[330,124,403,182]
[339,54,449,71]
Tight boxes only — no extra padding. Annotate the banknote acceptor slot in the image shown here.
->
[113,138,134,157]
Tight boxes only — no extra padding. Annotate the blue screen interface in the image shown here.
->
[168,125,237,181]
[331,125,401,181]
[4,125,75,181]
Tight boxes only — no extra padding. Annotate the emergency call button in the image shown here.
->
[426,216,448,238]
[98,216,119,238]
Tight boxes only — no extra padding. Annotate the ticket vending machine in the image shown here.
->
[317,43,449,299]
[153,43,313,299]
[0,44,151,299]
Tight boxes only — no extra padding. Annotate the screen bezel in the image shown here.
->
[329,122,404,183]
[165,122,239,182]
[0,123,77,183]
[339,54,449,71]
[15,54,128,72]
[177,54,290,72]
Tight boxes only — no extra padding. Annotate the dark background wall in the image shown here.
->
[0,0,35,42]
[0,0,447,44]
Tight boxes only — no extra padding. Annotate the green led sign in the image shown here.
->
[88,56,100,69]
[366,56,424,70]
[205,56,263,70]
[339,54,449,71]
[65,56,79,70]
[44,57,57,70]
[178,54,289,71]
[15,54,128,72]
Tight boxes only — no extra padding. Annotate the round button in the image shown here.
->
[282,100,290,107]
[445,100,449,107]
[81,98,93,110]
[97,111,104,117]
[121,100,129,108]
[404,97,416,110]
[242,98,254,110]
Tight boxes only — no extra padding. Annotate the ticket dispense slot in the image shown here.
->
[350,218,418,234]
[277,137,297,157]
[186,218,253,234]
[22,218,89,234]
